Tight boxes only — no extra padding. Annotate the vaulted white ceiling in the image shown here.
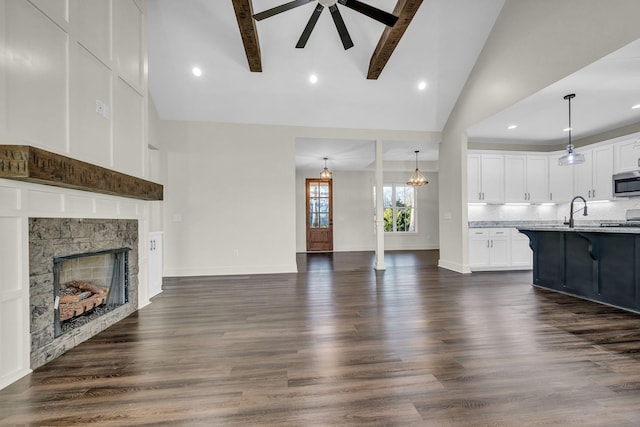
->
[147,0,504,132]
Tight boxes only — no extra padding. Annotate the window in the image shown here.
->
[383,184,416,232]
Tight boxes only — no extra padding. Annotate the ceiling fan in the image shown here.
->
[253,0,399,50]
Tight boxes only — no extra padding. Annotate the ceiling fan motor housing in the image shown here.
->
[318,0,338,6]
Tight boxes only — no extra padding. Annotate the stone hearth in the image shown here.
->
[29,218,138,369]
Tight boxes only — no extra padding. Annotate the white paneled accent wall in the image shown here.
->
[0,1,157,391]
[1,0,148,179]
[5,0,68,152]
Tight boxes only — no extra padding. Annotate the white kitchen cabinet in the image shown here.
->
[468,153,504,203]
[504,155,548,202]
[510,229,533,268]
[469,228,510,270]
[469,228,532,271]
[574,145,613,200]
[469,229,491,268]
[549,153,575,203]
[149,232,163,298]
[614,137,640,173]
[592,146,614,200]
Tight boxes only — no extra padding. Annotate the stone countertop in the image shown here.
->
[469,221,562,228]
[469,220,629,229]
[517,225,640,234]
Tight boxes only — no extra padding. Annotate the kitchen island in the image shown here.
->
[518,226,640,313]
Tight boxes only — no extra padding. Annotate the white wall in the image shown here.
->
[295,170,439,252]
[0,0,154,390]
[438,0,640,273]
[161,121,298,276]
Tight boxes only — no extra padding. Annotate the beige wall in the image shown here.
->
[160,121,298,276]
[159,122,439,275]
[438,0,640,272]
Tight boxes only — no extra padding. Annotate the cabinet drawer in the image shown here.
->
[489,228,510,237]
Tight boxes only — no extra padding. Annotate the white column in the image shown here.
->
[374,139,385,270]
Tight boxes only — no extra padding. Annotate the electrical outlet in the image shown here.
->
[233,249,240,257]
[95,100,110,119]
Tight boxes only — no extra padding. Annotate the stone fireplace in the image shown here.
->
[29,218,138,369]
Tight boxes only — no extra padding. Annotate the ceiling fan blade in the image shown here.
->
[329,5,354,50]
[338,0,399,27]
[254,0,315,21]
[296,4,324,48]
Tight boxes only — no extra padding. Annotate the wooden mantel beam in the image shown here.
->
[232,0,262,72]
[367,0,423,80]
[0,145,163,201]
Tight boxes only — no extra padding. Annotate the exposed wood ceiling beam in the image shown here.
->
[367,0,423,80]
[232,0,262,72]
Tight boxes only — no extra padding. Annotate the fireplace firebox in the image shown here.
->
[53,248,130,337]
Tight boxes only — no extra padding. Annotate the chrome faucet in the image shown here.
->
[567,195,588,228]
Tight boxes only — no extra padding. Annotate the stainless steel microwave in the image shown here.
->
[613,170,640,197]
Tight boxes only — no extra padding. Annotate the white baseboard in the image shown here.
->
[438,259,471,274]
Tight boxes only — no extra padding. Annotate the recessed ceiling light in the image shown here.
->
[507,124,517,130]
[192,67,202,77]
[418,81,427,91]
[309,74,318,84]
[633,104,640,109]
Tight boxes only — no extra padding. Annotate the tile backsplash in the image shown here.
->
[468,197,640,222]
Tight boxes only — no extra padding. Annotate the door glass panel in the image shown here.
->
[319,198,329,213]
[319,183,329,197]
[310,213,319,228]
[310,183,319,197]
[309,198,318,213]
[319,213,329,228]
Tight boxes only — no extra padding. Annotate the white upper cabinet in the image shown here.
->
[504,155,527,202]
[468,142,617,204]
[549,152,575,203]
[468,154,504,203]
[526,155,550,202]
[573,145,613,200]
[614,137,640,173]
[505,155,549,203]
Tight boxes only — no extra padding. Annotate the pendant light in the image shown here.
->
[320,157,332,180]
[407,150,428,186]
[558,93,585,166]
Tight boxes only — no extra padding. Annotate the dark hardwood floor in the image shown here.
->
[3,250,640,426]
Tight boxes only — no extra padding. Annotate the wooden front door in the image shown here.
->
[306,179,333,252]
